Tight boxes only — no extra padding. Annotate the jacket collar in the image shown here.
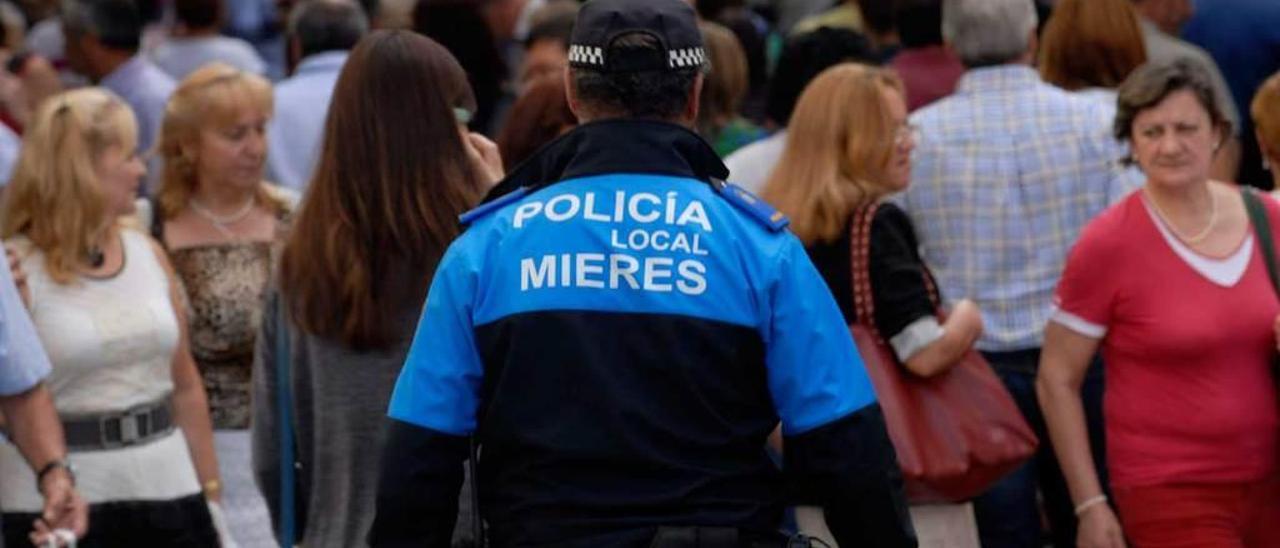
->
[484,119,729,202]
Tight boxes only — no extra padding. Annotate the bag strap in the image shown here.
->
[849,203,881,335]
[848,203,942,338]
[1242,187,1280,296]
[274,294,298,545]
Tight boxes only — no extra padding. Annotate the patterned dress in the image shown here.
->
[159,204,291,548]
[170,241,278,429]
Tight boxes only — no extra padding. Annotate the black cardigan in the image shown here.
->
[804,202,938,341]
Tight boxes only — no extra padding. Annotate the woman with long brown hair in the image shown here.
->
[251,30,500,547]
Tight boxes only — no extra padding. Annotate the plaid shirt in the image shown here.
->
[897,65,1139,351]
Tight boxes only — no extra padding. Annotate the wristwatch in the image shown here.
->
[36,458,76,489]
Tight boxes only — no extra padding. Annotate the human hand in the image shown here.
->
[30,470,87,547]
[1076,503,1126,548]
[463,132,504,188]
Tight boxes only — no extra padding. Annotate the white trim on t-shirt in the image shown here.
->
[1050,306,1108,339]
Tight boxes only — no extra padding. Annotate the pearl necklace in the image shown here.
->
[189,196,255,240]
[1146,187,1219,245]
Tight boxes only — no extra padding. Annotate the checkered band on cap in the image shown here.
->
[568,44,605,67]
[668,47,706,69]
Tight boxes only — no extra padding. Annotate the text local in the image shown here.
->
[516,191,713,296]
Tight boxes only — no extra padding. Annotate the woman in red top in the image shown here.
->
[1038,59,1280,548]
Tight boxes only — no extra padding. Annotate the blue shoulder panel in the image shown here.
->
[716,181,789,232]
[459,187,529,225]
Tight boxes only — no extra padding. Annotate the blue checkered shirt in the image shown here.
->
[897,65,1140,352]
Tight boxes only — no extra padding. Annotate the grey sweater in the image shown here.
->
[251,289,474,547]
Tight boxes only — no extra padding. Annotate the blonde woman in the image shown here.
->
[138,62,291,545]
[0,88,221,545]
[763,63,982,378]
[761,63,984,545]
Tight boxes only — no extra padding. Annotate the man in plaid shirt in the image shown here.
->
[895,0,1140,547]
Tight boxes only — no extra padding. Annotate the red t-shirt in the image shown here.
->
[1055,191,1279,488]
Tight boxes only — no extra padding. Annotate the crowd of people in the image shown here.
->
[0,0,1275,546]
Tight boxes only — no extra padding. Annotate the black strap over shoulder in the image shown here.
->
[149,196,165,242]
[1242,188,1280,295]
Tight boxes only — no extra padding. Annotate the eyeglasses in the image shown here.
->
[894,123,921,147]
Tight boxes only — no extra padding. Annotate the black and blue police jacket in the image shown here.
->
[370,120,916,548]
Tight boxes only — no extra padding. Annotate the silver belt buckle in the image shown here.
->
[120,409,141,445]
[100,406,150,448]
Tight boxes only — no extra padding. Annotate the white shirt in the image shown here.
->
[0,229,199,509]
[723,131,787,194]
[266,51,348,190]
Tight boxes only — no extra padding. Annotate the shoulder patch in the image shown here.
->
[459,187,530,225]
[714,179,789,232]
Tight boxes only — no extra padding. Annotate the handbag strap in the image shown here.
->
[849,203,880,335]
[848,203,941,338]
[275,294,298,545]
[1242,188,1280,296]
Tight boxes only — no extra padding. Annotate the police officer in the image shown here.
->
[370,0,916,546]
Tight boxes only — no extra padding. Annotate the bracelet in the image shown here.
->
[1073,494,1108,516]
[36,458,74,488]
[202,479,222,498]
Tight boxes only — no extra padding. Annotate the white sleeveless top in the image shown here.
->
[0,228,200,510]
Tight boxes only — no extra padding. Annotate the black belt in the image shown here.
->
[62,399,174,452]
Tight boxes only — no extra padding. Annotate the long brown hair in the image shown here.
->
[762,63,903,245]
[279,30,484,350]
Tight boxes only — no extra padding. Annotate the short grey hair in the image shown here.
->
[942,0,1038,67]
[288,0,369,59]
